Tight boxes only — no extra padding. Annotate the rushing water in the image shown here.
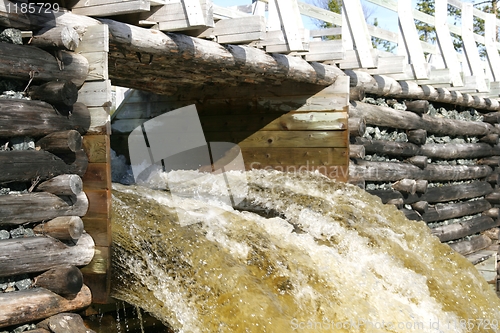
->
[111,170,500,333]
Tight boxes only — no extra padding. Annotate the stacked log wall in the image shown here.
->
[348,90,500,292]
[0,8,111,331]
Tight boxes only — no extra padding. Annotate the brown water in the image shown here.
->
[111,170,500,333]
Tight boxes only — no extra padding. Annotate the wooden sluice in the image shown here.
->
[0,0,500,330]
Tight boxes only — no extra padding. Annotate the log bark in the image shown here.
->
[485,189,500,204]
[0,285,92,329]
[369,181,493,204]
[421,199,492,223]
[482,112,500,124]
[386,198,404,208]
[29,81,79,107]
[349,160,492,182]
[0,150,87,184]
[349,86,365,101]
[486,170,500,186]
[349,144,365,159]
[37,313,93,333]
[33,216,84,241]
[0,42,88,87]
[478,156,500,167]
[483,228,500,240]
[0,191,88,225]
[404,100,429,115]
[35,174,83,196]
[483,208,500,219]
[407,129,427,145]
[407,156,428,169]
[36,130,82,154]
[0,233,94,277]
[30,26,81,51]
[415,179,428,193]
[419,143,500,160]
[34,266,83,297]
[479,133,499,144]
[400,208,422,221]
[392,179,416,194]
[55,149,89,177]
[448,235,492,255]
[431,215,498,242]
[348,117,366,137]
[0,100,90,137]
[411,201,428,214]
[356,137,419,157]
[349,101,499,137]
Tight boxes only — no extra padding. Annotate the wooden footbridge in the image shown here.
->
[1,0,500,329]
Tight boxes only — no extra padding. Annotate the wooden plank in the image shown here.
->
[304,40,344,62]
[484,13,500,82]
[83,134,109,163]
[218,32,265,44]
[213,4,250,19]
[398,0,428,79]
[214,15,265,36]
[88,106,111,135]
[72,0,150,16]
[81,245,110,276]
[342,0,375,68]
[274,0,306,51]
[296,1,342,26]
[201,112,348,132]
[140,0,212,27]
[82,217,111,247]
[205,130,348,148]
[462,2,488,92]
[83,162,111,191]
[82,52,108,81]
[77,80,112,107]
[76,24,109,53]
[183,0,207,27]
[434,0,463,87]
[247,162,349,181]
[241,147,348,166]
[81,271,111,304]
[84,189,111,220]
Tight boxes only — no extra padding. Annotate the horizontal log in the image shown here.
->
[0,100,90,137]
[404,100,429,115]
[483,227,500,240]
[369,181,493,204]
[478,156,500,167]
[432,215,498,242]
[345,70,499,111]
[485,189,500,204]
[392,178,416,194]
[483,208,500,219]
[400,208,422,221]
[350,101,499,137]
[0,42,88,87]
[448,234,492,255]
[37,313,91,333]
[407,156,428,169]
[28,80,79,107]
[0,285,92,329]
[349,144,365,159]
[421,199,492,223]
[356,138,419,157]
[479,133,499,145]
[0,191,88,225]
[415,179,428,193]
[350,160,492,182]
[36,130,83,154]
[407,129,427,145]
[349,86,365,101]
[0,233,94,277]
[34,265,83,297]
[0,150,87,184]
[33,216,84,241]
[35,174,83,196]
[419,143,500,160]
[56,149,89,177]
[482,112,500,124]
[411,201,428,214]
[348,117,366,137]
[30,25,81,51]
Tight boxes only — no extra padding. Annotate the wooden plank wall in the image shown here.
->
[111,77,350,182]
[76,24,113,304]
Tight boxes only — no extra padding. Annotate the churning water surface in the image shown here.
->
[110,170,500,333]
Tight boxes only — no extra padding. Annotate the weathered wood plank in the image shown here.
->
[72,0,150,16]
[241,147,347,167]
[84,189,111,220]
[431,215,498,242]
[83,163,111,191]
[204,130,348,148]
[77,80,112,107]
[83,134,109,164]
[76,24,109,53]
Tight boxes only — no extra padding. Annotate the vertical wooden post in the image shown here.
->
[274,0,306,51]
[484,13,500,82]
[398,0,428,79]
[76,23,113,304]
[342,0,375,68]
[435,0,463,87]
[462,2,488,92]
